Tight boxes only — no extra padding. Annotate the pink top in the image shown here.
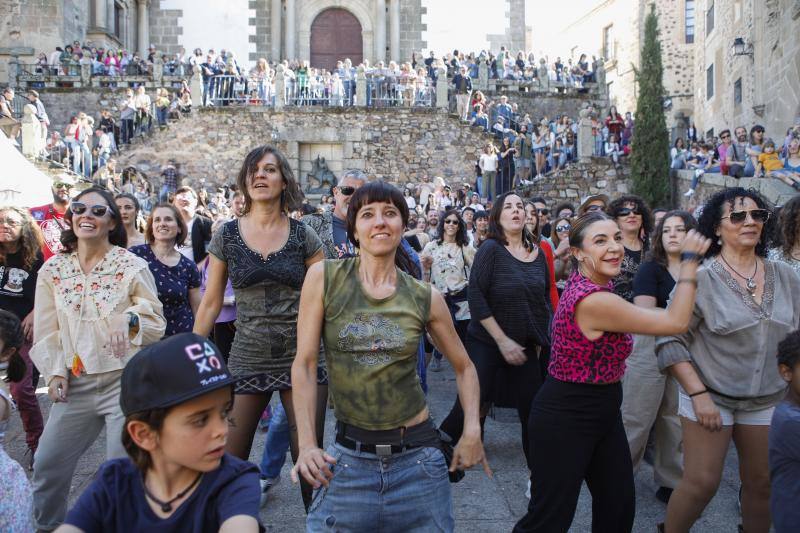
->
[548,271,633,384]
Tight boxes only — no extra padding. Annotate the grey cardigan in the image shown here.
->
[656,258,800,411]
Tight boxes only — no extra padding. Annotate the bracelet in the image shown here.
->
[676,278,698,286]
[680,252,703,263]
[688,389,708,398]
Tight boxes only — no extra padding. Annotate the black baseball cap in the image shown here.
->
[121,333,237,416]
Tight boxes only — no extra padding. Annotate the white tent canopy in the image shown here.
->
[0,130,54,208]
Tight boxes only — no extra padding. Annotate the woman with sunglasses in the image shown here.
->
[130,203,201,337]
[29,188,166,531]
[420,209,476,369]
[607,195,653,302]
[621,210,697,507]
[550,216,574,292]
[115,193,145,248]
[194,145,327,510]
[656,188,800,533]
[291,182,488,531]
[0,206,46,469]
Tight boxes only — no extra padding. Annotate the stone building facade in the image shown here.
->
[486,0,532,55]
[557,0,696,124]
[690,0,800,139]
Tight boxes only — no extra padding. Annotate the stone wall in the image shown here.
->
[512,91,607,122]
[148,0,185,57]
[115,106,495,191]
[521,157,631,205]
[671,169,797,210]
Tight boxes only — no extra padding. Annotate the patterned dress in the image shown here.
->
[0,386,34,533]
[207,217,325,393]
[130,245,201,336]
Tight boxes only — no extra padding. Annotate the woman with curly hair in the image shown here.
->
[656,188,800,533]
[768,194,800,274]
[0,206,45,468]
[607,195,653,302]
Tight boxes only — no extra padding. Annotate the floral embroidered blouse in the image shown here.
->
[420,241,475,321]
[30,247,166,384]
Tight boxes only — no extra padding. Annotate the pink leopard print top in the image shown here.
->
[548,271,633,384]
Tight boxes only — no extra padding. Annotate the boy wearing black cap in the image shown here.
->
[56,333,262,533]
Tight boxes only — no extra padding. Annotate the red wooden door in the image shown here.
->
[310,8,363,71]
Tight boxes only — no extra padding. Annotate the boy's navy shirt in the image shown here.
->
[64,454,263,532]
[769,400,800,533]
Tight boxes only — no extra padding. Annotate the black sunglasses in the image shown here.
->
[536,208,549,216]
[722,209,770,224]
[444,219,460,225]
[53,182,74,189]
[615,207,641,217]
[71,202,111,217]
[338,185,355,196]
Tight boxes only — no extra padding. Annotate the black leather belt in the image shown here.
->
[334,419,439,457]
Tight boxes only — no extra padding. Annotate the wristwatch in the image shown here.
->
[127,312,140,335]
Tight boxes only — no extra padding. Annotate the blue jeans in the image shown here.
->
[306,442,454,532]
[259,402,290,480]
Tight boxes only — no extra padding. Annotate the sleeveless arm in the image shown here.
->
[291,261,325,450]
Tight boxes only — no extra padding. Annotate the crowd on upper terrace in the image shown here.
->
[673,121,800,196]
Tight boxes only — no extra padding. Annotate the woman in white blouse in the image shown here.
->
[30,187,165,531]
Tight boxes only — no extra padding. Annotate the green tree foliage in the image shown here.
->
[629,5,670,207]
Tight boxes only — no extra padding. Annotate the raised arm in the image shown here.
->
[576,230,710,337]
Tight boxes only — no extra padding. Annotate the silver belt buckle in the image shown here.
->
[375,444,392,456]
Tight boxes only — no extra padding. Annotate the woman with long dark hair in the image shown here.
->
[768,194,800,274]
[514,211,710,532]
[0,206,45,468]
[291,181,488,531]
[193,145,327,509]
[420,209,475,369]
[439,192,553,490]
[115,193,145,248]
[621,210,697,505]
[657,188,800,533]
[29,187,165,531]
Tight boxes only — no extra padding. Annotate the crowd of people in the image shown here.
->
[0,141,799,532]
[673,121,800,196]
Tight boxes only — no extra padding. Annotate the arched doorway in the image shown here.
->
[310,8,363,71]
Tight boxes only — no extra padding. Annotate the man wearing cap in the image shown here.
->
[578,193,609,216]
[452,66,473,121]
[29,175,75,260]
[59,333,262,532]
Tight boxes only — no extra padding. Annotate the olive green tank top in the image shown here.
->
[323,257,430,430]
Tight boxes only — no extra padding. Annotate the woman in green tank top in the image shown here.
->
[291,182,490,532]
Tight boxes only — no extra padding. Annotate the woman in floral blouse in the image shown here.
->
[29,187,165,531]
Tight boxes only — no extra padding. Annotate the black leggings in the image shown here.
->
[513,377,635,533]
[438,334,541,471]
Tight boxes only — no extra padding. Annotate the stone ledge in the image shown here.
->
[672,169,797,207]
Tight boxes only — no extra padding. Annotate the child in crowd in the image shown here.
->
[56,333,261,533]
[0,310,34,533]
[756,139,783,177]
[770,330,800,533]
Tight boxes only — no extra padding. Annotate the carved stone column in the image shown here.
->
[137,0,150,57]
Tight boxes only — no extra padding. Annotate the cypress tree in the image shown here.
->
[629,5,670,207]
